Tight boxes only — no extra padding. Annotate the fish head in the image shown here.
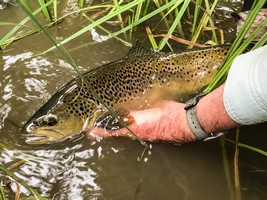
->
[22,112,86,145]
[21,84,98,144]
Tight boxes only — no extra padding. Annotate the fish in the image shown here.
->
[21,43,229,144]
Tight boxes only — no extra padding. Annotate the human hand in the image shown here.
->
[87,101,196,143]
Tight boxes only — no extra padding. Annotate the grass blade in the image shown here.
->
[41,0,145,54]
[189,0,218,49]
[204,18,267,93]
[158,0,190,50]
[82,12,131,46]
[112,0,177,37]
[53,0,58,21]
[226,139,267,157]
[252,32,267,50]
[220,136,235,200]
[191,0,203,35]
[0,0,54,49]
[0,164,46,200]
[146,26,158,49]
[234,129,241,200]
[0,182,6,200]
[37,0,53,22]
[204,0,267,93]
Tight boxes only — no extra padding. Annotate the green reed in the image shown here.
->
[220,136,235,200]
[0,0,54,49]
[0,183,6,200]
[37,0,53,21]
[0,164,47,200]
[226,139,267,157]
[1,0,221,50]
[191,0,202,35]
[0,0,265,150]
[163,0,190,50]
[20,0,53,22]
[0,0,265,154]
[0,1,267,199]
[1,0,264,52]
[204,0,267,93]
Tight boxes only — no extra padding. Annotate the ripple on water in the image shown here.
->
[3,52,33,71]
[0,143,102,199]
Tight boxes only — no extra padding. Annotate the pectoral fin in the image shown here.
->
[94,108,135,131]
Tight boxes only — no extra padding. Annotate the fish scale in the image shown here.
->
[21,44,230,144]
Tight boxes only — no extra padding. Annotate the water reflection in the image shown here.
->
[0,139,156,199]
[0,103,11,129]
[2,82,12,101]
[1,1,267,199]
[3,52,33,71]
[90,28,110,43]
[0,143,102,199]
[25,56,52,75]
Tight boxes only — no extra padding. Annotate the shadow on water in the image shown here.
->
[0,1,267,200]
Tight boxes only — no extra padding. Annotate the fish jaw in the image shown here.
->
[21,116,88,145]
[21,122,71,144]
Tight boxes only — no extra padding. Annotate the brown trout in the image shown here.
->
[21,43,229,144]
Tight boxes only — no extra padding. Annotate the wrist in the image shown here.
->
[196,85,239,134]
[171,105,197,143]
[185,93,211,140]
[180,113,197,142]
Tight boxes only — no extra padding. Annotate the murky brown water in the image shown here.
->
[0,1,267,200]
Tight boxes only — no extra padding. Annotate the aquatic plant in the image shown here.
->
[0,1,267,199]
[0,0,235,50]
[0,161,47,200]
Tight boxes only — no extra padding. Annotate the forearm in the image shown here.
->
[196,84,239,134]
[168,84,239,142]
[193,45,267,138]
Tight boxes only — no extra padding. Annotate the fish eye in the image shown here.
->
[44,114,58,126]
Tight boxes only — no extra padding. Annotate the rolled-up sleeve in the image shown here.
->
[223,45,267,125]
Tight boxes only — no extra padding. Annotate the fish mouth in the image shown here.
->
[21,128,66,145]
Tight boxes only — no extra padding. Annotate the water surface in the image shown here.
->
[0,1,267,200]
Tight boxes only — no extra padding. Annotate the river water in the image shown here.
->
[0,1,267,200]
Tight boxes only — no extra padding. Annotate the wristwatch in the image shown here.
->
[184,93,211,140]
[184,94,224,141]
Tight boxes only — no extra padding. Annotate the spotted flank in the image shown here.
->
[21,43,229,144]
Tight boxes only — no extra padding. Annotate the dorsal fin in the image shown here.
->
[127,41,155,57]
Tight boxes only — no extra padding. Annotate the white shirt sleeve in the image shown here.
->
[223,45,267,125]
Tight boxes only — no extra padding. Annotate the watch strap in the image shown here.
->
[185,94,211,140]
[185,94,224,141]
[186,105,210,140]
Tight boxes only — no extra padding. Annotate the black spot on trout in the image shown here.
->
[21,43,230,144]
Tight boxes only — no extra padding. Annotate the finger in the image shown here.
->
[86,127,111,141]
[86,126,130,140]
